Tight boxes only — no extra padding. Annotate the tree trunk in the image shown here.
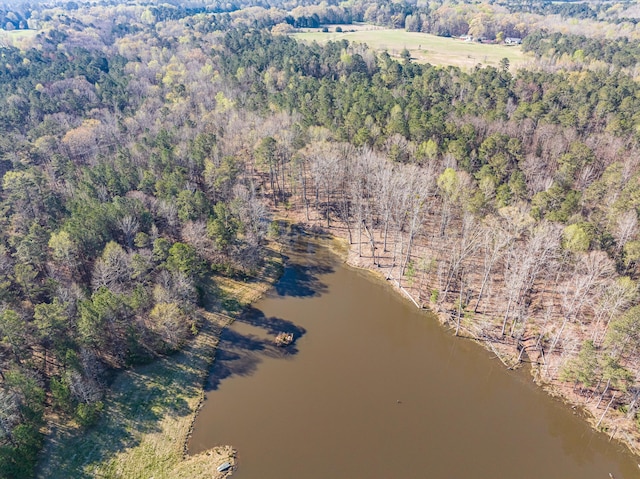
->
[362,220,377,265]
[357,213,363,257]
[595,379,611,410]
[474,268,492,313]
[626,389,640,419]
[547,316,568,357]
[301,165,310,221]
[269,164,277,206]
[596,392,616,428]
[401,232,414,277]
[383,211,390,252]
[501,297,513,337]
[281,155,286,204]
[345,203,352,244]
[455,271,464,337]
[326,187,330,228]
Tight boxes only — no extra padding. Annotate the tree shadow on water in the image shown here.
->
[205,313,306,391]
[239,306,307,336]
[273,260,332,297]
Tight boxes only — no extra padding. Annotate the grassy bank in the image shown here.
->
[292,28,531,70]
[36,245,283,479]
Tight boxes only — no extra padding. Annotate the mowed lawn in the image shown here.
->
[292,28,531,71]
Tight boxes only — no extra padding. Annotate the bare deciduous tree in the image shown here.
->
[614,209,638,253]
[502,221,561,337]
[0,389,20,445]
[92,242,133,293]
[117,215,140,250]
[474,216,513,313]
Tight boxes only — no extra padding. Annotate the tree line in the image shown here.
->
[523,30,640,70]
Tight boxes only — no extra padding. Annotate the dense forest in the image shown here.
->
[523,30,640,69]
[3,0,640,477]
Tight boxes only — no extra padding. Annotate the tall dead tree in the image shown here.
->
[501,221,561,338]
[474,216,513,313]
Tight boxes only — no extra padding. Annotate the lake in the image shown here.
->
[189,232,639,479]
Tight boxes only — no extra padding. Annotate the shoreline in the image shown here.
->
[36,219,640,476]
[180,240,287,476]
[291,216,640,460]
[36,242,285,479]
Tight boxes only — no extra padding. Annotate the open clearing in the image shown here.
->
[292,28,532,71]
[0,28,39,47]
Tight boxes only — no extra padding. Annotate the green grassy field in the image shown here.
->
[0,28,38,46]
[292,28,531,71]
[36,246,284,479]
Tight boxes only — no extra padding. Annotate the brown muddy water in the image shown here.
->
[189,232,640,479]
